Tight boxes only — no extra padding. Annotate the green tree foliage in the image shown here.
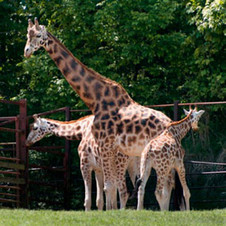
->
[0,1,27,99]
[1,0,225,108]
[185,0,226,101]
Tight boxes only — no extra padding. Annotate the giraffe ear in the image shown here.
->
[34,17,41,30]
[28,19,33,28]
[183,109,190,116]
[33,114,38,121]
[197,110,205,117]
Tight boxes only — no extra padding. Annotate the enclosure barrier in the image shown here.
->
[0,99,27,208]
[0,99,225,209]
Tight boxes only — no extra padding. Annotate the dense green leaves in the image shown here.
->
[184,0,226,101]
[1,0,225,107]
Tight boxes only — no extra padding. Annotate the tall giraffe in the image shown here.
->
[24,18,179,209]
[26,114,139,210]
[135,107,204,210]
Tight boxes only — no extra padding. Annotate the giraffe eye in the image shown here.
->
[36,34,41,38]
[33,126,38,130]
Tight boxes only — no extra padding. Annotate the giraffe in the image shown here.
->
[135,107,205,211]
[25,114,139,210]
[24,18,181,209]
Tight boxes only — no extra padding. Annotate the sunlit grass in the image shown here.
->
[0,209,225,226]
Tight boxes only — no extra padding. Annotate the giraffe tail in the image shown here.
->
[129,178,142,200]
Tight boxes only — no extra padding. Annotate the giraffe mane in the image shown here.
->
[43,114,93,124]
[47,31,134,102]
[166,111,192,128]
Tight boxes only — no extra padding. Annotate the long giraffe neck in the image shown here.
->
[45,115,93,140]
[167,114,192,142]
[44,32,134,113]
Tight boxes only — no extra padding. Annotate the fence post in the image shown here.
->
[64,107,71,210]
[18,99,28,208]
[173,100,179,121]
[15,116,20,207]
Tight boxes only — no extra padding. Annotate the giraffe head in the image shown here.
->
[183,106,205,131]
[25,114,53,146]
[24,18,48,58]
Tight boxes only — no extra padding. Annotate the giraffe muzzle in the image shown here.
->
[25,140,32,147]
[192,127,199,132]
[24,47,33,58]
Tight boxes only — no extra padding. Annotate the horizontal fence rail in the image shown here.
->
[0,99,22,105]
[185,160,226,166]
[27,107,67,119]
[68,101,226,113]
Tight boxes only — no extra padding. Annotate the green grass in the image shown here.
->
[0,209,225,226]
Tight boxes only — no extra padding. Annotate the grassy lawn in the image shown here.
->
[0,209,225,226]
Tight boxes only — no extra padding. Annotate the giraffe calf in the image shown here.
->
[136,107,205,211]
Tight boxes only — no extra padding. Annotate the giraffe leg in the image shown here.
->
[127,156,140,187]
[155,172,170,211]
[137,153,152,210]
[111,186,118,209]
[175,162,191,210]
[117,155,130,209]
[81,164,92,211]
[162,169,175,210]
[95,170,104,210]
[102,153,117,210]
[117,177,129,209]
[127,157,137,187]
